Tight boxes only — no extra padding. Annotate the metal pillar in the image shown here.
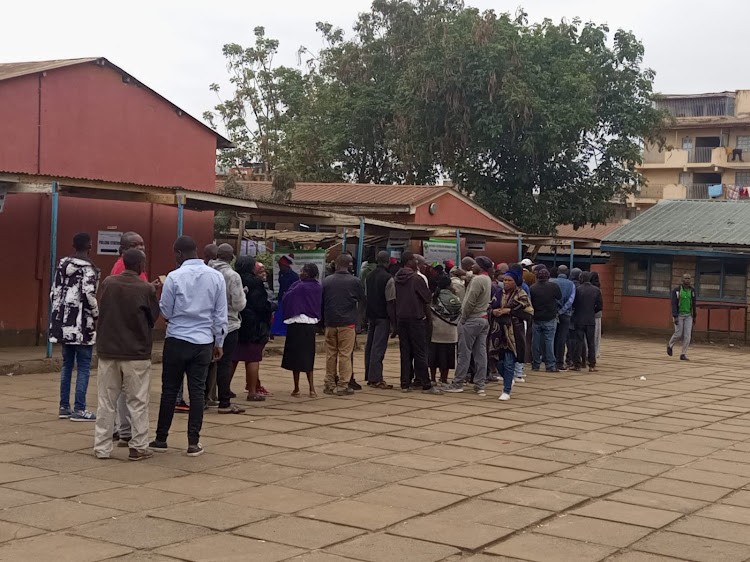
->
[569,241,575,270]
[517,234,523,262]
[342,227,347,253]
[553,246,558,266]
[455,228,461,265]
[46,181,59,358]
[356,216,365,275]
[177,195,184,237]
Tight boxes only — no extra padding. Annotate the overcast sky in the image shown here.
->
[3,0,745,125]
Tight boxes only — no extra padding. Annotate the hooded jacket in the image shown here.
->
[394,267,432,321]
[236,257,274,345]
[211,260,247,333]
[671,285,697,318]
[49,257,100,345]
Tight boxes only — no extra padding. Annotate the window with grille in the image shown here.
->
[624,255,673,296]
[736,171,750,187]
[696,258,747,301]
[736,136,750,151]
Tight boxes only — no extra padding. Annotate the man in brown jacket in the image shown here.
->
[94,249,160,461]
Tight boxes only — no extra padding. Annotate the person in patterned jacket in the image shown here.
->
[49,232,100,422]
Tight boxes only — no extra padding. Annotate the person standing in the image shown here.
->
[521,259,536,288]
[668,273,697,361]
[282,263,323,397]
[550,265,576,371]
[322,254,365,396]
[50,232,100,422]
[364,251,395,390]
[572,272,603,372]
[211,244,247,414]
[394,252,442,395]
[429,274,461,385]
[530,267,562,372]
[443,256,493,396]
[94,249,159,460]
[566,268,583,367]
[202,242,220,407]
[509,263,532,381]
[270,254,299,337]
[590,272,603,359]
[150,236,227,457]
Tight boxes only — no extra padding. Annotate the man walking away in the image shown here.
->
[394,252,442,395]
[530,267,562,372]
[94,249,159,461]
[443,256,493,396]
[572,272,602,372]
[365,251,394,389]
[322,254,365,396]
[211,244,247,414]
[668,274,696,361]
[150,236,227,457]
[50,232,100,422]
[550,265,576,371]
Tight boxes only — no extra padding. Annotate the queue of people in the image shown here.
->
[48,230,604,459]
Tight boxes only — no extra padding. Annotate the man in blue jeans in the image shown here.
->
[529,267,561,372]
[49,232,100,421]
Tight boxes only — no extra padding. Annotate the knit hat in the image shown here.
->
[536,267,550,281]
[504,269,523,286]
[444,259,456,270]
[475,256,494,272]
[278,253,294,266]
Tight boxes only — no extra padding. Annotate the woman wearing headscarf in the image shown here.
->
[281,263,323,397]
[590,271,602,359]
[492,269,533,401]
[231,256,275,402]
[429,273,462,384]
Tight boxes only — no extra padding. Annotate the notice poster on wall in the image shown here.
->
[423,239,457,265]
[97,231,122,255]
[271,250,327,294]
[466,236,486,252]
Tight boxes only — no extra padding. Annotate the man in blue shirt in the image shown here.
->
[150,236,227,457]
[551,265,576,371]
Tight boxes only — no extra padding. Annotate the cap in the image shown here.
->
[520,258,533,267]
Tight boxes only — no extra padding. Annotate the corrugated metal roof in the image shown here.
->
[603,200,750,246]
[556,222,628,241]
[219,180,449,207]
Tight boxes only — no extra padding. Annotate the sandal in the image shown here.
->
[246,394,266,402]
[291,390,300,397]
[309,390,318,397]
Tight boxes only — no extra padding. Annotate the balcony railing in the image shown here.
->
[686,183,711,199]
[688,147,714,163]
[637,184,665,199]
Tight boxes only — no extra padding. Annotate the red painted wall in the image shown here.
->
[0,74,39,174]
[413,192,511,231]
[592,263,615,324]
[620,295,746,333]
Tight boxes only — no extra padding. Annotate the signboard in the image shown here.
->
[387,231,411,249]
[423,239,457,265]
[240,240,266,257]
[271,250,327,294]
[466,236,486,252]
[0,185,7,213]
[97,230,122,255]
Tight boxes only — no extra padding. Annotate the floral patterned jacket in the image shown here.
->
[49,257,100,345]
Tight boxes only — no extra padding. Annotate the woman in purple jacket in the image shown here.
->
[281,263,323,397]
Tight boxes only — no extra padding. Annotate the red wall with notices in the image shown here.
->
[0,61,218,345]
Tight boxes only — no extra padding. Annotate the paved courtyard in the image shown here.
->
[1,337,750,561]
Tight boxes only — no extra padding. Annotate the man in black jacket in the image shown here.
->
[571,272,603,372]
[365,251,394,389]
[530,267,562,372]
[668,274,697,360]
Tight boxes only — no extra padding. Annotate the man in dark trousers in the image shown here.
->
[530,267,562,372]
[365,251,395,389]
[571,272,603,372]
[394,252,443,395]
[550,265,576,371]
[668,273,697,361]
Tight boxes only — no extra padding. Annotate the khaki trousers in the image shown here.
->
[324,326,356,390]
[94,358,151,456]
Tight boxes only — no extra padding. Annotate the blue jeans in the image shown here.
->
[498,351,516,394]
[60,344,93,411]
[532,319,557,371]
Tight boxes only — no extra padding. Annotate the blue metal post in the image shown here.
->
[46,181,59,358]
[569,241,575,270]
[342,227,347,253]
[455,228,461,265]
[177,195,184,237]
[517,234,523,262]
[356,216,365,275]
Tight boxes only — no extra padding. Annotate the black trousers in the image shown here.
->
[399,319,431,390]
[156,338,213,445]
[572,325,596,368]
[365,318,389,383]
[217,329,240,408]
[555,314,571,368]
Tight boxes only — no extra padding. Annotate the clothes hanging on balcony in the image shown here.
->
[741,187,750,198]
[708,184,724,198]
[732,148,744,162]
[726,184,740,201]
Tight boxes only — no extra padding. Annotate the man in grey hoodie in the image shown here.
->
[211,244,247,414]
[443,256,493,395]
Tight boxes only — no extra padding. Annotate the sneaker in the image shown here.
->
[680,355,689,361]
[499,393,511,401]
[70,410,96,422]
[557,365,569,372]
[546,367,560,373]
[59,407,73,419]
[175,401,190,413]
[205,400,219,408]
[589,366,598,372]
[336,387,355,396]
[442,384,464,393]
[667,345,673,357]
[514,377,525,383]
[149,440,168,452]
[128,448,154,462]
[256,386,273,396]
[348,379,363,391]
[474,388,486,396]
[218,404,246,414]
[95,452,110,459]
[323,388,336,395]
[401,387,412,393]
[187,443,204,457]
[422,386,443,395]
[487,375,500,382]
[117,438,130,448]
[371,381,393,389]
